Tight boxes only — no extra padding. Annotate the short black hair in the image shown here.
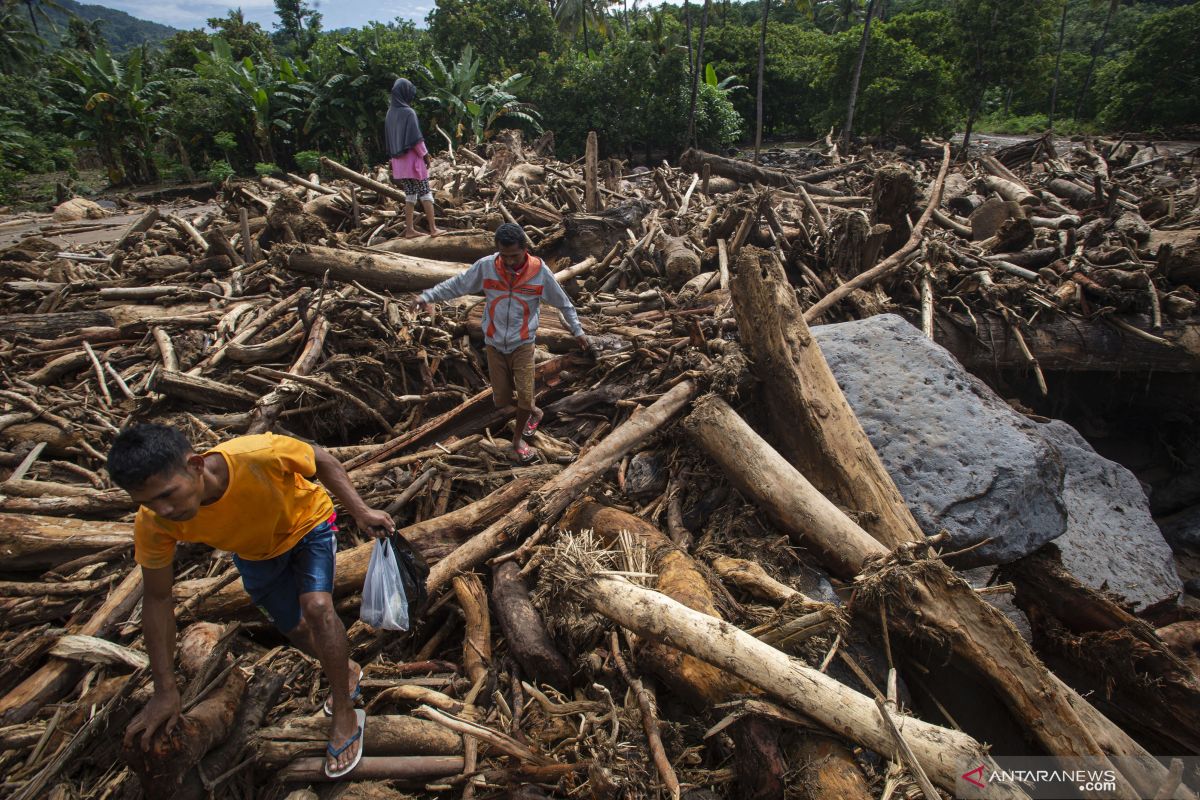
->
[107,424,193,490]
[494,223,527,249]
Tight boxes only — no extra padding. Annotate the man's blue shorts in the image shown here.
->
[232,515,338,633]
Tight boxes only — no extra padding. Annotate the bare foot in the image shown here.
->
[427,228,443,237]
[402,228,422,239]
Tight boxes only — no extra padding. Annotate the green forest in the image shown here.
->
[1,0,1197,202]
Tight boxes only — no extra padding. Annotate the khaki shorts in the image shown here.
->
[486,344,535,411]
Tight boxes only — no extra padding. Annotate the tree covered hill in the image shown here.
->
[43,0,178,51]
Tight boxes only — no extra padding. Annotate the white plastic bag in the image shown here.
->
[360,538,410,631]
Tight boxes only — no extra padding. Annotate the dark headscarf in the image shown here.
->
[385,78,424,158]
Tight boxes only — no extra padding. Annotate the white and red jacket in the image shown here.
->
[419,253,584,354]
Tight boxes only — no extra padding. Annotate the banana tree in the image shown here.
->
[0,2,41,75]
[54,44,166,184]
[194,36,310,163]
[418,46,542,148]
[304,39,391,167]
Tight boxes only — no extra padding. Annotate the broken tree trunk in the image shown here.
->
[175,668,286,800]
[1001,546,1200,756]
[730,246,923,550]
[121,667,248,800]
[319,156,408,204]
[0,566,143,724]
[0,513,131,571]
[278,244,468,291]
[425,379,698,597]
[683,396,1139,798]
[560,573,1025,799]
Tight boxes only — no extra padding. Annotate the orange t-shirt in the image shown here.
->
[133,433,335,569]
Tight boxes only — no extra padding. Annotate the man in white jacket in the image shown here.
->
[415,223,588,462]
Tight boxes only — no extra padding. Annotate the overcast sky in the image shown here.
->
[93,1,436,31]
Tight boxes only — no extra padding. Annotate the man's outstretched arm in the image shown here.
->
[313,446,397,537]
[124,564,181,750]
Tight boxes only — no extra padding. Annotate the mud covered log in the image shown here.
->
[491,560,571,690]
[563,500,751,705]
[791,736,873,800]
[279,244,468,291]
[1001,547,1200,756]
[255,714,463,766]
[935,313,1200,372]
[0,513,132,571]
[656,232,702,288]
[1046,178,1096,209]
[374,230,498,262]
[122,667,248,799]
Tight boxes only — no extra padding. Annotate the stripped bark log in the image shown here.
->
[730,246,923,549]
[278,755,464,782]
[562,500,750,705]
[374,230,496,262]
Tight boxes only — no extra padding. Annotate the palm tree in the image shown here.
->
[686,0,712,149]
[1073,0,1118,120]
[0,3,42,75]
[753,0,769,162]
[841,0,877,152]
[20,0,62,36]
[1047,0,1068,130]
[554,0,607,55]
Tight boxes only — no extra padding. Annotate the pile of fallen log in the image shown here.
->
[0,127,1197,799]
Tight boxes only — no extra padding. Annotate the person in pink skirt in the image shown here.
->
[385,78,440,238]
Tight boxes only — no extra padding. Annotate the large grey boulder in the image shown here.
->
[1040,420,1182,609]
[811,314,1182,609]
[814,314,1067,566]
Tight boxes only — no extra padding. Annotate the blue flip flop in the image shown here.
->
[323,663,363,716]
[324,708,366,779]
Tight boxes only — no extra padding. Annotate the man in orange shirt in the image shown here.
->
[107,424,394,778]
